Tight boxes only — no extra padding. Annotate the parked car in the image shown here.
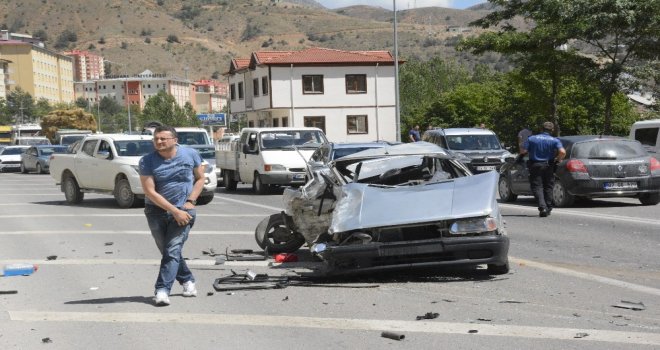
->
[630,119,659,161]
[498,135,660,206]
[310,141,394,163]
[0,146,30,172]
[20,145,68,174]
[254,141,510,276]
[422,128,512,173]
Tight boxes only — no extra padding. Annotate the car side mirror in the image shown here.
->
[95,150,111,159]
[242,144,258,154]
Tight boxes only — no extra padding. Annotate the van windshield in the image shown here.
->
[446,135,502,151]
[260,130,326,150]
[177,131,210,145]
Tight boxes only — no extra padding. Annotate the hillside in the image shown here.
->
[0,0,508,80]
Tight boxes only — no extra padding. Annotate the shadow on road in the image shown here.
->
[64,296,154,305]
[31,199,142,210]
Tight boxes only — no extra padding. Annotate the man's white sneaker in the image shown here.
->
[154,291,170,306]
[182,281,197,297]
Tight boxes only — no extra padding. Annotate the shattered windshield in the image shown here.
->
[340,155,469,184]
[260,130,326,149]
[446,134,502,151]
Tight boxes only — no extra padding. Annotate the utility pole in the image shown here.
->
[393,0,401,142]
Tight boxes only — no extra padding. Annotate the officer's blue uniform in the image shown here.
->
[523,132,563,215]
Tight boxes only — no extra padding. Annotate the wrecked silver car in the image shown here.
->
[254,142,510,276]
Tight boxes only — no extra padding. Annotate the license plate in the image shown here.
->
[293,174,305,180]
[476,166,496,171]
[604,182,637,190]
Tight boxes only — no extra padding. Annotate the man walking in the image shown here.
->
[522,122,566,217]
[409,125,421,142]
[139,125,205,306]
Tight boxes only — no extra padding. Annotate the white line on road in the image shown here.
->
[0,214,266,218]
[0,230,252,235]
[214,195,283,211]
[511,257,660,297]
[7,311,660,346]
[499,203,660,226]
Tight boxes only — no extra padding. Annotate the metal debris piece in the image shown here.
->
[612,300,645,311]
[225,248,266,261]
[213,271,289,291]
[202,248,219,256]
[215,256,226,265]
[231,249,253,254]
[206,292,214,296]
[499,300,526,304]
[105,242,114,246]
[282,296,289,301]
[573,313,581,317]
[42,337,52,343]
[416,312,439,320]
[468,330,478,334]
[477,318,491,322]
[574,333,589,338]
[0,290,18,294]
[381,331,405,340]
[105,251,113,254]
[46,255,57,261]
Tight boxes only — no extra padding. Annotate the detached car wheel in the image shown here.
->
[114,178,137,208]
[498,176,517,202]
[62,175,84,204]
[552,180,574,207]
[255,213,305,254]
[639,193,660,206]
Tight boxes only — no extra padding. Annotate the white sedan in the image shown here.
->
[0,146,30,172]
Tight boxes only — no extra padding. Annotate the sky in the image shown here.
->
[316,0,486,10]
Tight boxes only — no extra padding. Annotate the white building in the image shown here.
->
[226,47,400,142]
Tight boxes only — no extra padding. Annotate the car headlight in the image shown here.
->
[449,217,498,235]
[264,164,286,172]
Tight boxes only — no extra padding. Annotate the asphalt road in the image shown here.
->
[1,172,659,349]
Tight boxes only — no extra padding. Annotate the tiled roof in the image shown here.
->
[232,58,250,70]
[251,47,395,66]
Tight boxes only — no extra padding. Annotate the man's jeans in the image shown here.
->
[527,161,555,211]
[145,205,196,295]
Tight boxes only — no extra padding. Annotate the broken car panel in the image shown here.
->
[255,142,510,276]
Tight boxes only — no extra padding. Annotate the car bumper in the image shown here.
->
[317,235,509,276]
[261,172,307,186]
[0,163,21,171]
[566,177,660,197]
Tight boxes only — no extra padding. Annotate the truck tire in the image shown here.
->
[255,214,305,254]
[253,172,269,195]
[223,170,237,191]
[62,174,84,204]
[114,178,137,208]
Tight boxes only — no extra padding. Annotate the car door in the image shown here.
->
[24,147,38,170]
[93,140,116,190]
[239,132,259,183]
[76,139,100,188]
[509,155,532,194]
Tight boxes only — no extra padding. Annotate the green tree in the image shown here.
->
[5,87,35,123]
[34,98,53,119]
[0,98,11,124]
[140,91,200,127]
[75,97,89,109]
[40,108,97,142]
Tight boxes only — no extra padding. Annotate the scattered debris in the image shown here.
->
[573,313,581,317]
[105,242,114,246]
[105,251,113,254]
[574,332,589,339]
[231,249,254,254]
[282,296,289,301]
[477,318,491,322]
[213,270,289,291]
[89,287,99,291]
[381,331,405,341]
[0,290,18,294]
[499,300,526,304]
[214,256,226,265]
[202,248,220,257]
[468,330,478,334]
[206,292,214,296]
[416,312,439,320]
[612,300,645,311]
[42,337,52,343]
[46,255,57,261]
[274,253,298,263]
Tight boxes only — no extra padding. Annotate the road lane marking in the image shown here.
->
[214,196,282,211]
[0,214,266,218]
[0,230,253,235]
[499,203,660,226]
[7,311,660,345]
[511,257,660,297]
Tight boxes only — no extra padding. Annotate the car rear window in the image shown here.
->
[572,140,647,159]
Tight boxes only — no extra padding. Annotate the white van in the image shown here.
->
[630,119,660,160]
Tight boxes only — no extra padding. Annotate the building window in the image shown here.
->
[261,76,269,95]
[304,116,326,133]
[112,85,115,89]
[282,117,288,127]
[302,75,324,94]
[248,120,254,127]
[148,84,151,88]
[346,74,367,94]
[272,118,279,127]
[347,115,368,134]
[230,83,236,101]
[238,82,244,99]
[253,78,259,97]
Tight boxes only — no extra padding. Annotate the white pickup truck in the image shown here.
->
[49,134,217,208]
[216,127,327,194]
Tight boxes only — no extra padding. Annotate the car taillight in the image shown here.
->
[650,157,660,171]
[566,159,588,173]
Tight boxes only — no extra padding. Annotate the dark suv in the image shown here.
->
[422,128,512,173]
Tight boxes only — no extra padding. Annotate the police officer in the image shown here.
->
[522,122,566,217]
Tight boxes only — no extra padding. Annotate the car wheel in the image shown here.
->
[36,163,44,174]
[223,170,237,191]
[254,213,305,254]
[487,262,510,275]
[253,172,269,195]
[639,193,660,206]
[498,176,517,202]
[552,180,574,207]
[196,193,214,205]
[114,178,137,208]
[62,175,84,204]
[20,162,28,174]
